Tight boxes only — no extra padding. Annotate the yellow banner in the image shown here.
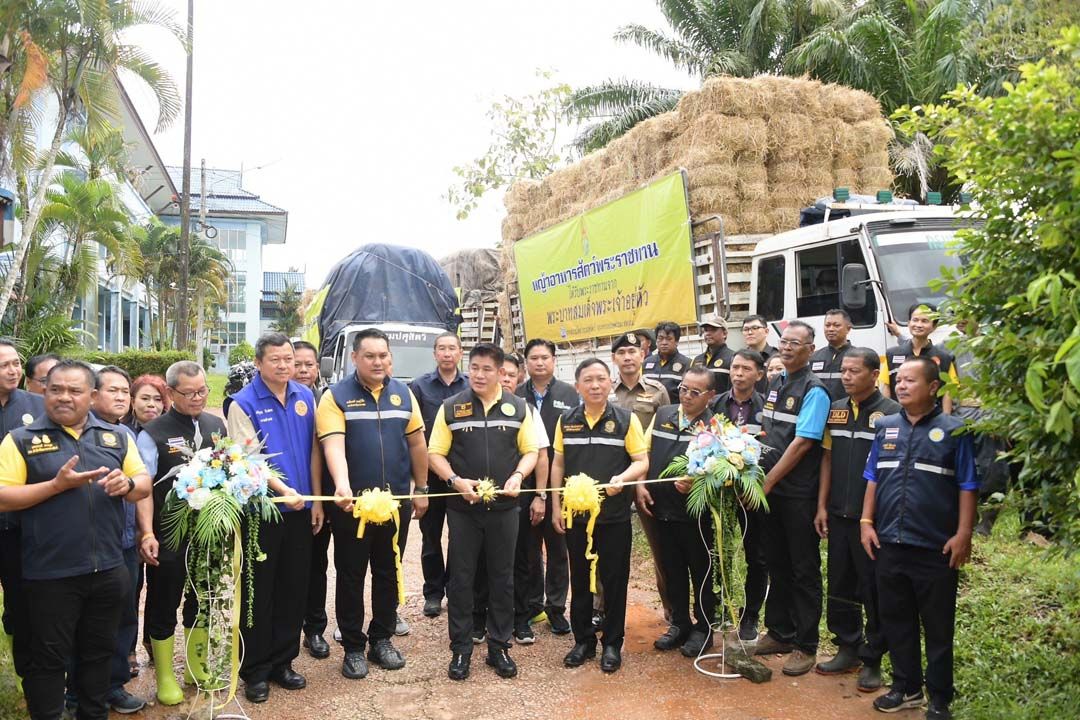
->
[513,171,697,343]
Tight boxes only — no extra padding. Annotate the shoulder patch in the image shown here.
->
[828,409,849,424]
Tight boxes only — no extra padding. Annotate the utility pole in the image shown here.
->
[194,159,207,365]
[177,0,194,348]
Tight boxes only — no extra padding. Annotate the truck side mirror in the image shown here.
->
[319,356,334,380]
[841,263,869,309]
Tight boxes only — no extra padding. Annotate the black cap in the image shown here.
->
[611,332,643,352]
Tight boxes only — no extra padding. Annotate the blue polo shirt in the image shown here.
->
[230,374,316,511]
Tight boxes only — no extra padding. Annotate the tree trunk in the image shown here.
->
[0,105,66,322]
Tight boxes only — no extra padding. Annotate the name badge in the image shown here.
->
[892,355,906,364]
[812,361,825,371]
[828,409,849,424]
[767,391,778,403]
[552,400,571,410]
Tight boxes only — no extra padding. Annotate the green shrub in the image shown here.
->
[202,346,213,370]
[228,341,254,366]
[76,349,196,379]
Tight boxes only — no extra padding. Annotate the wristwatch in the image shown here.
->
[414,485,430,495]
[124,476,135,495]
[448,475,460,489]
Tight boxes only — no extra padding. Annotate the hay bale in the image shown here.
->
[675,144,736,170]
[682,113,770,158]
[767,160,808,185]
[767,112,833,161]
[857,150,892,172]
[769,183,817,209]
[501,214,528,243]
[677,77,772,120]
[503,180,535,213]
[833,168,859,190]
[851,119,894,157]
[688,162,739,188]
[689,185,740,215]
[803,166,834,191]
[859,166,894,192]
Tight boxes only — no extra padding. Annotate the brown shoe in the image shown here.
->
[782,649,816,676]
[753,634,795,656]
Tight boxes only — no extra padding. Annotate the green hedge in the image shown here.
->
[228,341,254,366]
[75,350,197,379]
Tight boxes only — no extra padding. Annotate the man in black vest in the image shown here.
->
[741,315,777,395]
[646,367,717,657]
[691,315,734,395]
[712,349,768,643]
[135,361,227,706]
[755,320,830,677]
[880,303,958,413]
[814,347,899,691]
[428,343,538,681]
[550,358,648,673]
[0,339,43,683]
[643,322,691,398]
[517,338,577,636]
[809,309,855,400]
[0,360,151,720]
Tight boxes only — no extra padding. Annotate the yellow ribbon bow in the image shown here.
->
[353,488,405,605]
[561,474,604,593]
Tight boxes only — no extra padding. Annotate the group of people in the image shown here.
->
[0,302,983,720]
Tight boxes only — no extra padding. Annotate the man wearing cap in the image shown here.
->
[634,328,655,359]
[809,309,855,400]
[692,315,734,395]
[643,322,692,399]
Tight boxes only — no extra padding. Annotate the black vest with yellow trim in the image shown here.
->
[329,374,415,495]
[810,342,853,401]
[643,351,692,398]
[691,343,734,395]
[647,404,712,522]
[761,365,826,499]
[559,403,634,524]
[11,414,131,580]
[442,389,527,513]
[0,388,44,530]
[825,390,900,519]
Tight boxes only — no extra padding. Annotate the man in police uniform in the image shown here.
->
[755,320,830,677]
[810,309,855,400]
[0,360,151,720]
[645,367,717,657]
[428,343,538,681]
[692,314,735,395]
[861,357,978,720]
[410,332,468,619]
[881,303,958,413]
[813,347,899,691]
[317,328,429,680]
[517,338,577,636]
[551,358,648,673]
[712,349,768,643]
[643,322,692,398]
[0,339,43,684]
[136,361,226,706]
[228,334,321,702]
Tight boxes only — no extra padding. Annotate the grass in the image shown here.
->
[207,372,226,409]
[0,608,23,718]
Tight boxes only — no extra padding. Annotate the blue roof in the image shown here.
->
[163,166,286,216]
[263,271,305,296]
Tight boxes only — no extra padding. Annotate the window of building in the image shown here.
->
[795,238,876,326]
[227,271,246,314]
[218,227,247,267]
[221,321,247,350]
[756,255,785,321]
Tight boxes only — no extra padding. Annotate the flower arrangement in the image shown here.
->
[661,415,768,627]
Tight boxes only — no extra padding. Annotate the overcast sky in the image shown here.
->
[124,0,697,287]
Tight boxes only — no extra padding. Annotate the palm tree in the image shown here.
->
[0,0,184,324]
[566,0,841,152]
[53,124,131,181]
[187,238,231,363]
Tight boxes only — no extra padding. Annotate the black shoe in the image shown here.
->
[816,645,861,675]
[303,633,330,659]
[367,638,406,670]
[873,688,925,713]
[244,681,269,703]
[448,653,471,681]
[548,612,571,635]
[485,648,518,678]
[105,688,146,714]
[423,597,442,617]
[926,700,953,720]
[513,623,536,645]
[738,618,758,642]
[680,630,713,657]
[341,651,369,680]
[563,642,596,667]
[600,645,622,673]
[858,663,884,692]
[269,663,306,690]
[653,625,686,651]
[471,626,487,644]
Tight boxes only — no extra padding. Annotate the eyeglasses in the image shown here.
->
[677,385,707,398]
[172,386,211,399]
[742,325,766,332]
[778,338,808,348]
[31,375,49,385]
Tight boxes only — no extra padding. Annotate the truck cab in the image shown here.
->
[746,205,971,354]
[319,322,448,385]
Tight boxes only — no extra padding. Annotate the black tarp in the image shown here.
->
[317,243,460,352]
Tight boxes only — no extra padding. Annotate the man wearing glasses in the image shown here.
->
[24,353,61,396]
[740,316,776,394]
[135,361,226,706]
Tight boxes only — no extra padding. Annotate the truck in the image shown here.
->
[303,243,460,384]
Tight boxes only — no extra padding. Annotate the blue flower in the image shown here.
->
[199,467,227,490]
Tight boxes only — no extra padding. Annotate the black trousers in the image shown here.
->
[566,520,631,649]
[330,503,398,653]
[636,509,672,621]
[419,487,450,602]
[529,492,569,616]
[763,494,823,653]
[737,505,768,626]
[24,565,128,720]
[656,518,716,636]
[110,547,141,691]
[144,551,199,641]
[241,509,312,683]
[446,507,517,655]
[303,518,333,636]
[827,514,885,664]
[514,498,541,624]
[0,527,31,678]
[877,544,959,704]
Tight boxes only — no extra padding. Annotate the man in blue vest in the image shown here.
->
[227,333,321,703]
[861,357,978,720]
[642,322,692,399]
[316,328,429,681]
[0,339,43,686]
[0,360,151,720]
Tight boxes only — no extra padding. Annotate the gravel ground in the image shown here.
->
[125,516,883,720]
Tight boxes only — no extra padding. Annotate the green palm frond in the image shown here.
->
[660,455,689,478]
[159,492,193,550]
[570,90,682,153]
[614,23,705,75]
[565,78,683,121]
[190,492,244,547]
[736,468,769,512]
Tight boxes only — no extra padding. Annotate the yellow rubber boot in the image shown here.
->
[183,627,210,686]
[150,637,184,706]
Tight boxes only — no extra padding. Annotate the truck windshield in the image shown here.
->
[870,228,965,322]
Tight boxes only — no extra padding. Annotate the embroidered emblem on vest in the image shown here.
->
[828,409,849,424]
[294,400,309,416]
[868,411,885,429]
[453,403,472,418]
[100,432,118,448]
[928,427,946,443]
[603,420,616,433]
[501,402,516,417]
[390,394,402,407]
[673,363,683,372]
[785,397,796,410]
